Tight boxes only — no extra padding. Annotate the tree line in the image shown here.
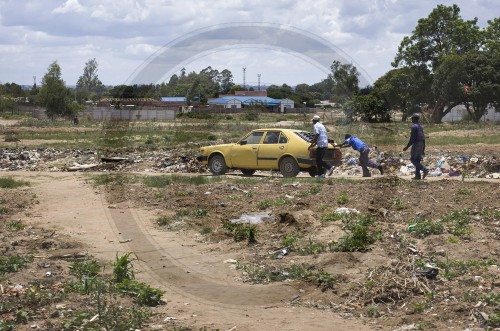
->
[0,4,498,122]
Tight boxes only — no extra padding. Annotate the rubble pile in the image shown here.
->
[1,147,499,179]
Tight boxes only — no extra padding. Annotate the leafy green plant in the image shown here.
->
[115,279,165,306]
[441,209,473,238]
[200,226,212,235]
[408,217,444,238]
[282,234,298,248]
[313,270,336,291]
[336,193,349,205]
[193,208,208,217]
[365,304,381,318]
[335,215,380,252]
[389,197,406,210]
[69,255,102,278]
[0,255,31,274]
[112,252,138,283]
[257,200,273,210]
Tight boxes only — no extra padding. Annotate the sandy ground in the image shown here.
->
[6,171,377,331]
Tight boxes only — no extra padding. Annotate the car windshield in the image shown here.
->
[294,131,315,143]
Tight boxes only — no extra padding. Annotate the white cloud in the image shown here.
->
[0,0,498,86]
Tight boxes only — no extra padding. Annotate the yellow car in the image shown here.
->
[196,128,342,177]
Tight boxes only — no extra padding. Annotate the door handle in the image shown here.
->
[279,146,284,150]
[252,146,258,149]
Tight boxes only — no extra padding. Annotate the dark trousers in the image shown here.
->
[359,147,380,177]
[410,141,428,179]
[316,147,330,174]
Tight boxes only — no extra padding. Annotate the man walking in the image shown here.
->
[403,113,429,180]
[308,115,334,178]
[340,134,383,177]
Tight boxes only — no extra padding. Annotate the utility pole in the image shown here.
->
[242,67,246,89]
[258,74,261,91]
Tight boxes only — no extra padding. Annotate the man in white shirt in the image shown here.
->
[308,115,334,178]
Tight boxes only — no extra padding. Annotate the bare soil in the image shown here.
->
[1,166,499,330]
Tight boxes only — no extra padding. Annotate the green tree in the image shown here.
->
[373,67,432,121]
[329,60,359,103]
[346,94,390,122]
[76,58,104,102]
[484,18,500,54]
[392,4,482,123]
[219,69,234,94]
[38,61,72,118]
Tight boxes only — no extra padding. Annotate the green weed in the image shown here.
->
[156,215,171,226]
[0,177,30,189]
[7,220,25,230]
[115,279,165,306]
[335,215,380,252]
[192,208,208,217]
[0,255,31,274]
[389,197,406,210]
[336,193,349,205]
[69,255,102,278]
[408,217,444,238]
[112,252,137,283]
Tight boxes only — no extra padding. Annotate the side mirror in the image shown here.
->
[239,140,247,145]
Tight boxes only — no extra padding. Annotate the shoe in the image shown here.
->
[378,165,384,175]
[423,169,429,179]
[411,177,421,180]
[315,174,325,179]
[362,174,371,178]
[327,166,334,176]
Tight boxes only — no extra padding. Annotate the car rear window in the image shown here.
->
[294,131,315,143]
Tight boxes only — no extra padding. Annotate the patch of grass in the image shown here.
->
[221,220,258,244]
[300,185,322,196]
[0,177,30,189]
[456,187,471,195]
[336,192,349,205]
[282,234,298,248]
[389,197,406,210]
[365,304,381,318]
[257,197,289,210]
[320,210,357,223]
[0,255,31,274]
[192,208,208,218]
[296,237,328,256]
[441,209,473,238]
[69,255,102,279]
[435,257,497,280]
[23,283,66,307]
[200,226,212,235]
[257,200,273,210]
[408,217,444,238]
[7,220,25,230]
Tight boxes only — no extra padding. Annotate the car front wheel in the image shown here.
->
[209,155,227,175]
[279,156,300,177]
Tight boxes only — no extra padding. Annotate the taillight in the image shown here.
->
[334,150,342,158]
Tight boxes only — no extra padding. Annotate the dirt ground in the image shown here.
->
[1,165,499,330]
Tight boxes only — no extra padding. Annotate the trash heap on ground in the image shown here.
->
[1,147,499,179]
[335,149,500,179]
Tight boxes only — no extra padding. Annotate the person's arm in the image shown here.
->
[403,125,417,151]
[308,134,319,150]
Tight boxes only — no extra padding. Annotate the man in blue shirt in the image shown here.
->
[308,115,334,178]
[403,113,428,180]
[340,134,383,177]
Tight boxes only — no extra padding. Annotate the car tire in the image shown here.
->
[241,169,256,176]
[209,155,227,175]
[279,156,300,177]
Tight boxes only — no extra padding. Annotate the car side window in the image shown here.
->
[264,132,279,144]
[244,132,264,144]
[278,133,288,144]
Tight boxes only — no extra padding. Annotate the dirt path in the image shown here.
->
[8,171,377,331]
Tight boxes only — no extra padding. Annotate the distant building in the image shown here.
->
[161,97,187,103]
[208,95,293,112]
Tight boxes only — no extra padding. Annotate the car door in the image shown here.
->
[229,131,263,168]
[257,131,288,169]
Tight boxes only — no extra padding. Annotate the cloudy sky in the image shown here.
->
[0,0,497,88]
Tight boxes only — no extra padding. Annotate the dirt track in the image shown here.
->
[8,171,378,331]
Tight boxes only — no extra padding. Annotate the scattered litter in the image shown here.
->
[229,212,272,224]
[335,207,359,214]
[347,157,357,165]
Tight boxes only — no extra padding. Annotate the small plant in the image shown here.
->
[408,217,444,238]
[115,279,165,306]
[301,185,321,196]
[112,252,138,283]
[410,302,428,314]
[297,237,327,255]
[192,208,208,217]
[69,255,102,278]
[282,234,298,248]
[156,215,170,226]
[7,220,25,230]
[335,215,380,252]
[336,192,349,205]
[365,304,381,318]
[441,209,473,238]
[221,220,258,244]
[456,187,471,195]
[320,210,356,223]
[200,226,212,235]
[389,197,406,210]
[257,200,273,210]
[448,235,460,243]
[313,270,336,291]
[0,254,31,274]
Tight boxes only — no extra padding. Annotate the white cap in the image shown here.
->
[312,115,320,121]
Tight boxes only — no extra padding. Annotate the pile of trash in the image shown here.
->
[0,147,201,173]
[337,149,500,179]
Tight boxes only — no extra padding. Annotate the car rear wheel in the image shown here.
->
[241,169,256,176]
[209,155,227,175]
[279,156,300,177]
